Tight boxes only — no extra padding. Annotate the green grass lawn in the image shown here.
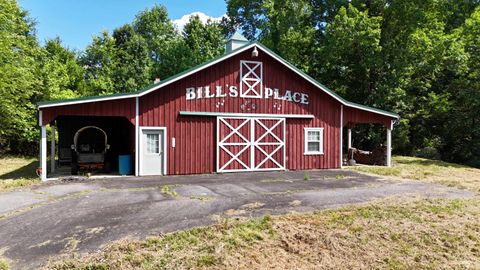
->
[0,156,40,191]
[351,156,480,193]
[44,156,480,270]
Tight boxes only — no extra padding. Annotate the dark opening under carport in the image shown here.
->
[55,116,135,175]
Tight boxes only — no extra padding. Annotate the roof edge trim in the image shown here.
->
[38,41,399,119]
[37,43,257,109]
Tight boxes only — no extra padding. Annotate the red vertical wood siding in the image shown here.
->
[41,98,136,125]
[39,47,396,176]
[343,107,392,128]
[139,49,341,174]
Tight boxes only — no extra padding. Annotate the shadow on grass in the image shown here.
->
[0,160,38,180]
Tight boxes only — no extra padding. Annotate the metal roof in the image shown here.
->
[229,32,249,41]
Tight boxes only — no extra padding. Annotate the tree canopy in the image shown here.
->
[0,0,479,167]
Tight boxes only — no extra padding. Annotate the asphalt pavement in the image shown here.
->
[0,170,473,269]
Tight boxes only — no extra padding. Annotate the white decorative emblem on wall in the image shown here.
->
[240,60,263,98]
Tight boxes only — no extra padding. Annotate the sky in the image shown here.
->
[18,0,227,51]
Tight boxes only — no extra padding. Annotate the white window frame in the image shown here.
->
[240,60,263,98]
[304,127,324,155]
[145,133,160,155]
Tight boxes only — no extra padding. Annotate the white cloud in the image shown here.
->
[172,12,225,32]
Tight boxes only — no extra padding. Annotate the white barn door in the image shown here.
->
[217,117,285,172]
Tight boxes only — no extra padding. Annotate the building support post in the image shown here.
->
[135,97,139,176]
[340,105,343,168]
[50,125,55,173]
[347,128,352,150]
[40,125,47,181]
[386,121,392,167]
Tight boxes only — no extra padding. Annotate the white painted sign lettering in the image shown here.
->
[185,85,309,105]
[185,60,308,105]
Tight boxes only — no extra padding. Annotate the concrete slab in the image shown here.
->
[0,191,47,214]
[174,185,217,197]
[36,183,99,197]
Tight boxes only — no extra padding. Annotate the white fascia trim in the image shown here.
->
[138,126,168,176]
[344,103,399,119]
[37,93,138,109]
[180,111,314,119]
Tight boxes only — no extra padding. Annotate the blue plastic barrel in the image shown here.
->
[118,155,132,175]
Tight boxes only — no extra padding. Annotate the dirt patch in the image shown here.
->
[190,195,215,201]
[85,227,105,235]
[240,202,265,210]
[63,237,80,254]
[289,200,302,206]
[224,209,247,216]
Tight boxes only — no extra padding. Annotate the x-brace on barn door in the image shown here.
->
[217,117,285,172]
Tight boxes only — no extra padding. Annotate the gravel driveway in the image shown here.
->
[0,170,473,269]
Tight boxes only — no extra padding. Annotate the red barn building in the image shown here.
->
[37,35,399,181]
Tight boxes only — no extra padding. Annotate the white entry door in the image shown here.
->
[141,129,164,175]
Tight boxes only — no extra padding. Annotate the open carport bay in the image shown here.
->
[55,115,135,176]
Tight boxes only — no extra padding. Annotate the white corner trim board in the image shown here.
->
[135,97,139,176]
[40,125,47,181]
[340,105,343,168]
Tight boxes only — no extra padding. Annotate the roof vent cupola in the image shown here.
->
[225,32,249,53]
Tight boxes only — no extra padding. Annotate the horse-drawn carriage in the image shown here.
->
[71,126,110,174]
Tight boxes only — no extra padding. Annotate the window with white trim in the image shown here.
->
[146,134,160,154]
[304,128,324,155]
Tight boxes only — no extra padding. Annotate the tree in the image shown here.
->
[225,0,265,40]
[81,31,116,95]
[40,38,87,100]
[111,24,152,93]
[377,0,454,154]
[226,0,316,71]
[183,15,225,66]
[316,5,383,104]
[133,4,180,79]
[0,0,41,154]
[439,6,480,166]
